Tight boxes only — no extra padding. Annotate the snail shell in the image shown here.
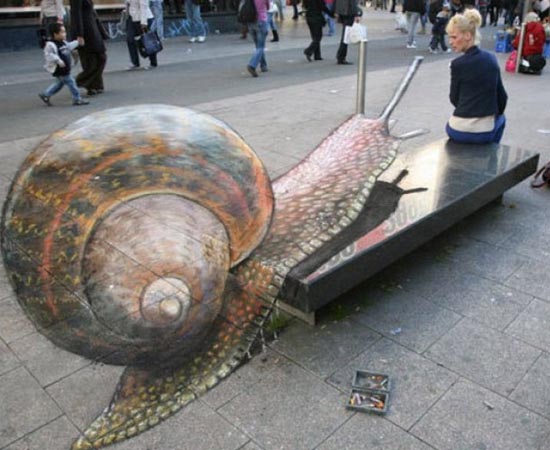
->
[1,105,273,365]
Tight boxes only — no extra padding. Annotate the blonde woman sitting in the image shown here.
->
[446,9,508,144]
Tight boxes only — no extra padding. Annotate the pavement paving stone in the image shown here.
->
[327,338,458,431]
[497,226,550,264]
[0,296,36,344]
[386,253,461,300]
[2,416,79,450]
[238,441,264,450]
[316,414,434,450]
[424,318,541,397]
[442,235,527,282]
[0,366,61,449]
[349,287,462,354]
[424,271,531,331]
[0,339,20,377]
[451,202,524,247]
[269,316,381,378]
[0,269,13,304]
[505,298,550,352]
[411,379,550,450]
[0,136,40,177]
[217,357,351,450]
[110,400,249,450]
[9,331,91,388]
[509,353,550,420]
[45,363,125,431]
[504,259,550,303]
[201,348,286,411]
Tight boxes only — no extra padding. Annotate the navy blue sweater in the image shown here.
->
[450,46,507,118]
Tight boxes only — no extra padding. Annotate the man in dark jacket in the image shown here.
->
[403,0,426,48]
[70,0,108,95]
[334,0,362,64]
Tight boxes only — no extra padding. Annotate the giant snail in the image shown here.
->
[1,57,424,449]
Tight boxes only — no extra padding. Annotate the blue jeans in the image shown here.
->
[268,12,277,31]
[43,74,81,101]
[185,0,206,37]
[406,11,421,45]
[325,4,335,35]
[446,115,506,144]
[150,0,164,40]
[248,21,268,70]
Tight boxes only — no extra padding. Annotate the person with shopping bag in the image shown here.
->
[334,0,362,65]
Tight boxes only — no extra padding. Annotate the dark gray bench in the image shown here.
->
[279,139,539,322]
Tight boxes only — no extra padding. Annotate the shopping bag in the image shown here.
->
[138,31,163,57]
[344,22,367,44]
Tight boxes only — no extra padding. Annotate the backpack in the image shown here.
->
[238,0,257,23]
[531,161,550,188]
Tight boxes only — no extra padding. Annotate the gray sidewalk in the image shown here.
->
[2,8,550,450]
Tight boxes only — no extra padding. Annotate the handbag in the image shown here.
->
[531,161,550,188]
[138,30,163,57]
[505,50,517,72]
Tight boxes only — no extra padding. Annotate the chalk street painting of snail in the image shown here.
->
[0,57,424,449]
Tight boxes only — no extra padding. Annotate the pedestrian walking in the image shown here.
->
[429,3,451,52]
[403,0,426,48]
[268,0,280,42]
[334,0,362,64]
[69,0,108,96]
[246,0,270,76]
[303,0,333,61]
[39,23,89,106]
[150,0,165,40]
[185,0,207,42]
[126,0,158,70]
[40,0,66,29]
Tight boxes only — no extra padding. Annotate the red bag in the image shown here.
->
[505,50,517,72]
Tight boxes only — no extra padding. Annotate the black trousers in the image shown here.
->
[127,18,158,67]
[305,19,323,59]
[336,15,354,63]
[76,48,107,91]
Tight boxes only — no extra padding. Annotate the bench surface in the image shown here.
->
[280,138,539,314]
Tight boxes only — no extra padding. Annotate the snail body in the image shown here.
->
[1,58,423,449]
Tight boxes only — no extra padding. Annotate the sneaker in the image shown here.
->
[189,37,197,43]
[406,43,417,49]
[260,66,268,72]
[38,93,51,106]
[126,65,142,71]
[444,48,452,53]
[197,36,206,43]
[73,99,90,106]
[428,47,438,54]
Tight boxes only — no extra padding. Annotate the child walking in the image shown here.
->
[39,23,89,106]
[429,3,452,53]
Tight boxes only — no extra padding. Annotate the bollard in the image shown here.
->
[356,40,368,115]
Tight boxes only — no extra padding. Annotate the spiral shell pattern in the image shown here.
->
[0,105,273,365]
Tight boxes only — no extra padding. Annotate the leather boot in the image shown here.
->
[271,30,279,42]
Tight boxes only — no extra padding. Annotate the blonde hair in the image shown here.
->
[446,9,482,46]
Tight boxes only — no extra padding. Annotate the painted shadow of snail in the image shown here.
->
[1,57,425,449]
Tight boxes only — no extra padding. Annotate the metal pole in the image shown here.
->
[515,23,526,73]
[356,40,368,115]
[515,0,532,73]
